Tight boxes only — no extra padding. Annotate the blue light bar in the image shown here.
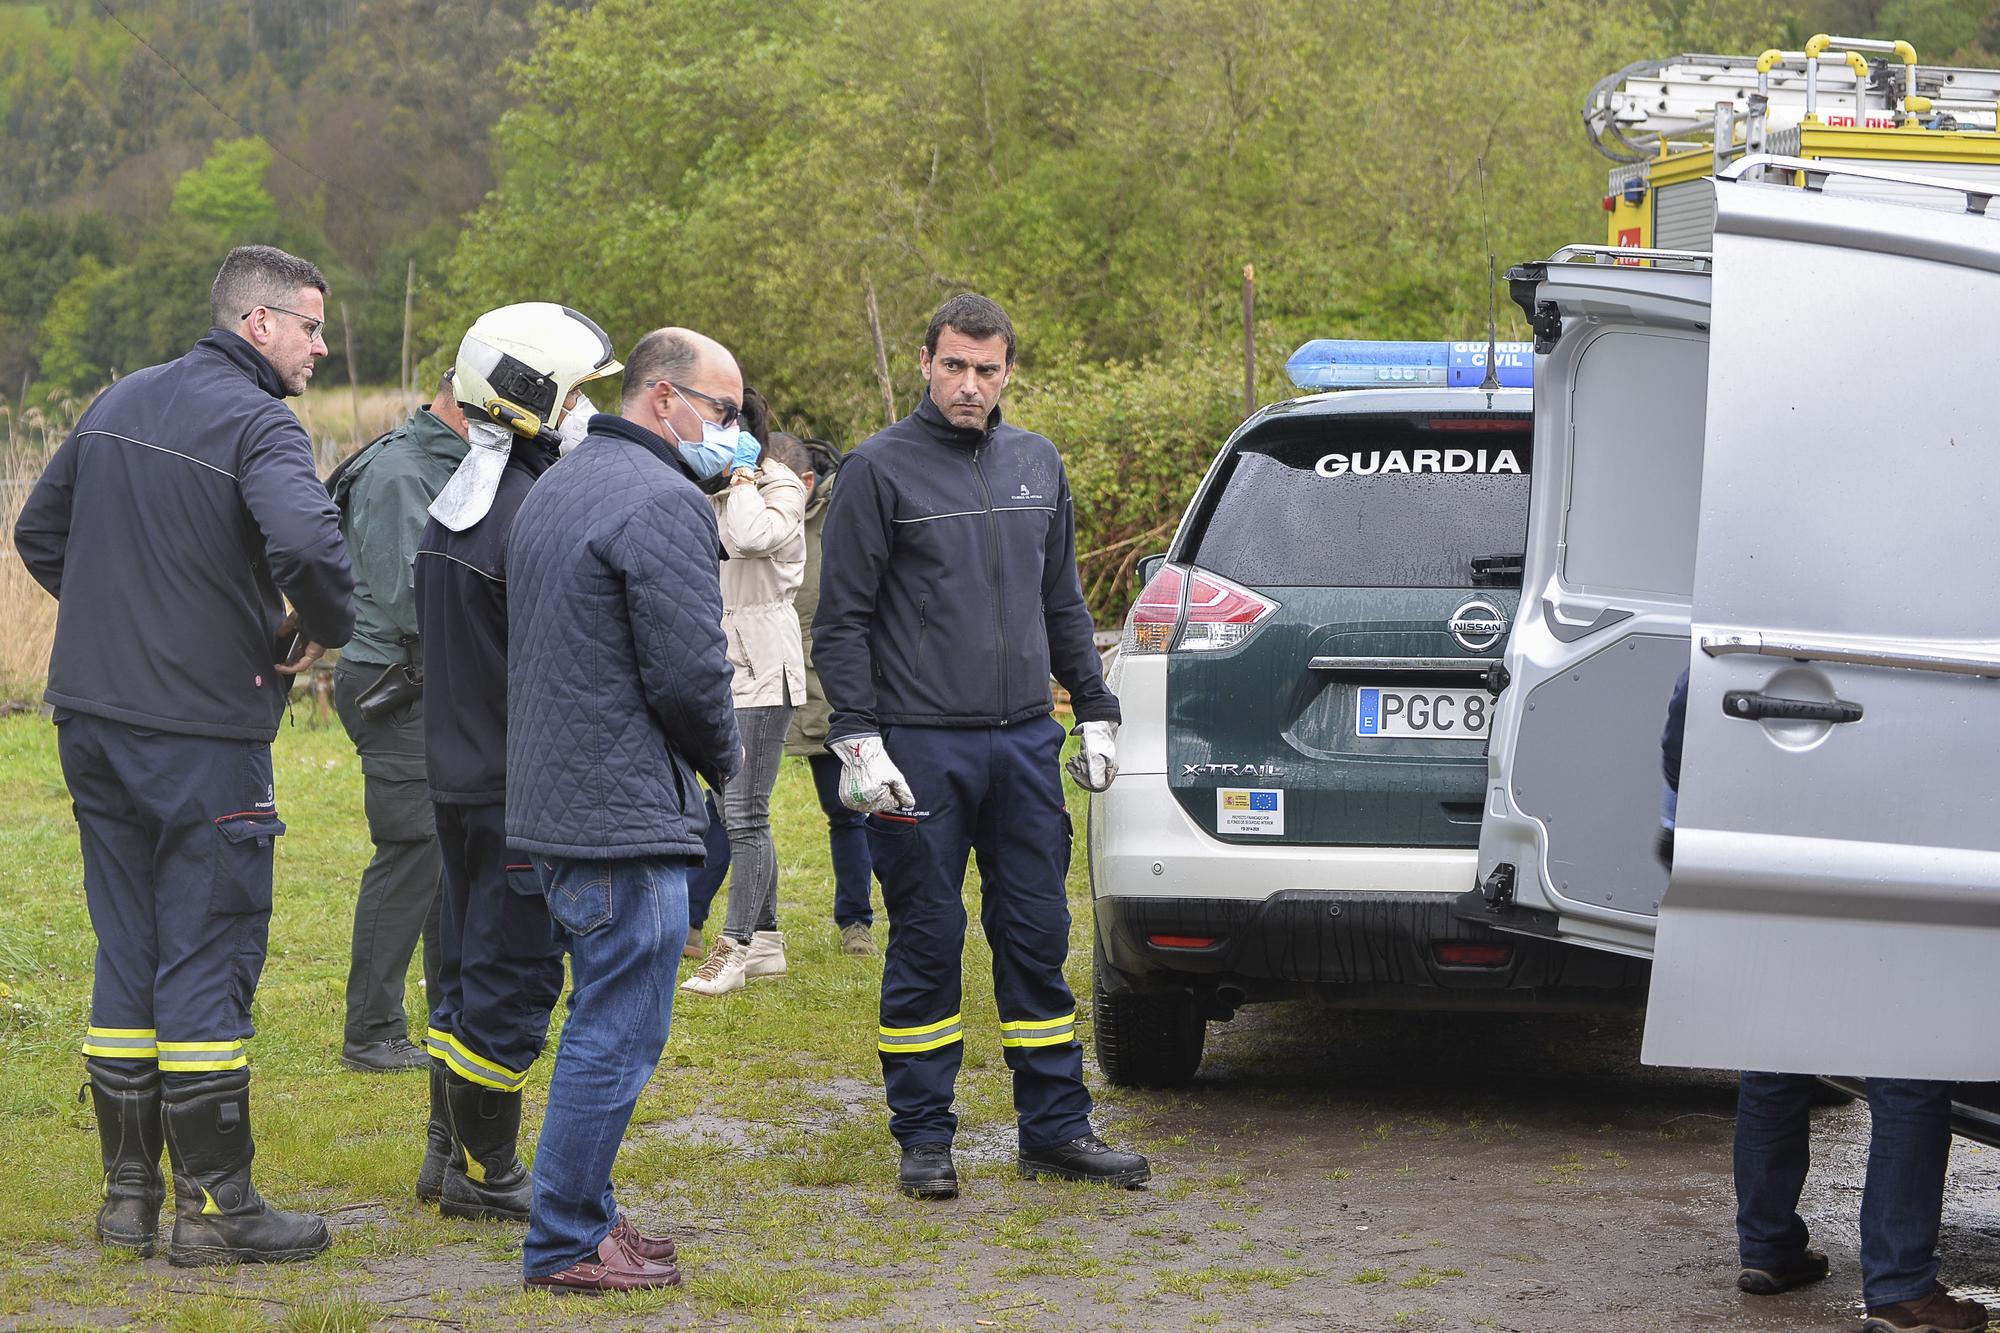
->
[1286,340,1534,391]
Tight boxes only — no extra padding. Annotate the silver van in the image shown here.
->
[1469,157,2000,1124]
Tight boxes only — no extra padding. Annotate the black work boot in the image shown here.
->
[162,1069,330,1267]
[440,1072,532,1222]
[85,1058,166,1255]
[898,1142,958,1200]
[1737,1246,1829,1295]
[1018,1133,1151,1187]
[416,1058,453,1204]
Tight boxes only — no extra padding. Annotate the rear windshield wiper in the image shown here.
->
[1470,553,1524,587]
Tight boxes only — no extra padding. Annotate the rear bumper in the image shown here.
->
[1095,891,1646,998]
[1089,771,1645,1002]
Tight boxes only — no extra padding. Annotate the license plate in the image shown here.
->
[1355,686,1491,739]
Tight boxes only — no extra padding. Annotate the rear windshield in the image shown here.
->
[1185,411,1532,588]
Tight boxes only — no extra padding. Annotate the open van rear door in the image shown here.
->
[1642,162,2000,1080]
[1467,248,1713,958]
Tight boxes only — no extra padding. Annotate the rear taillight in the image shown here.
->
[1123,563,1185,655]
[1177,568,1278,653]
[1119,564,1279,656]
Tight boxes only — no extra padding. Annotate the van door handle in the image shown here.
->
[1722,691,1863,724]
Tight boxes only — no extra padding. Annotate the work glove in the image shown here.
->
[729,429,763,476]
[1066,719,1119,792]
[833,734,916,813]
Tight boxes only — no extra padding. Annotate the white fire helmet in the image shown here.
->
[429,303,621,530]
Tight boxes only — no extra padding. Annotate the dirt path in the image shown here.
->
[829,1004,2000,1331]
[13,1006,1999,1331]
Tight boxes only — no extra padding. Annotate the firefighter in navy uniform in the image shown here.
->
[12,245,353,1265]
[412,304,628,1224]
[814,294,1145,1199]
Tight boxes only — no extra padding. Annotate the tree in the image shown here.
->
[170,137,280,235]
[30,256,113,400]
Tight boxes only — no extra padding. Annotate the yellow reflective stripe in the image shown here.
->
[1000,1029,1077,1048]
[158,1055,250,1071]
[998,1012,1076,1033]
[999,1013,1077,1048]
[157,1039,247,1072]
[423,1028,452,1061]
[83,1026,160,1058]
[877,1013,963,1038]
[434,1033,528,1092]
[878,1027,963,1054]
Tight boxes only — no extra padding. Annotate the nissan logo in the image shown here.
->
[1448,599,1508,653]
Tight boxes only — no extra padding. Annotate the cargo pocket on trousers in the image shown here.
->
[542,862,613,937]
[212,812,285,916]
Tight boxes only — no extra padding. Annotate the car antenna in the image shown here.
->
[1478,154,1501,397]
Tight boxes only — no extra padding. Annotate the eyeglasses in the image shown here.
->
[645,379,740,429]
[242,303,325,343]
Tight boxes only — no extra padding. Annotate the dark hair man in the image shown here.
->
[814,293,1144,1201]
[409,303,624,1226]
[13,243,353,1266]
[503,326,744,1293]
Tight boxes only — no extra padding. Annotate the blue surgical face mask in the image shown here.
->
[663,388,735,479]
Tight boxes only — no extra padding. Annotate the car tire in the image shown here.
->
[1092,945,1206,1088]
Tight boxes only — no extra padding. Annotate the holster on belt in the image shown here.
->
[356,635,423,720]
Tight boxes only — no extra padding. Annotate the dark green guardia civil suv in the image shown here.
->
[1086,345,1645,1086]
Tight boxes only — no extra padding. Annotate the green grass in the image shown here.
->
[0,710,1141,1326]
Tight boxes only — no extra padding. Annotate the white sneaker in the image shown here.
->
[680,935,745,996]
[743,930,788,980]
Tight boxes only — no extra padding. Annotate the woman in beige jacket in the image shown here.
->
[682,433,812,996]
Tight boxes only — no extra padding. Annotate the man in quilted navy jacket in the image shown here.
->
[503,327,743,1294]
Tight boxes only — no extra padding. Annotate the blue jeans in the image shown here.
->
[1736,1072,1954,1308]
[523,855,690,1279]
[809,752,876,928]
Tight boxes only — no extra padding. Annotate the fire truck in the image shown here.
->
[1591,33,2000,251]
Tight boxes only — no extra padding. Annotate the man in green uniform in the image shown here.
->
[330,375,471,1072]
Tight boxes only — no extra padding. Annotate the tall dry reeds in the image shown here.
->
[293,383,415,473]
[0,399,82,704]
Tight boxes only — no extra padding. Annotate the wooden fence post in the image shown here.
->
[1242,263,1257,417]
[864,276,896,426]
[341,301,364,451]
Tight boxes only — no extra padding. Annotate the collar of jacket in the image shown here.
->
[801,466,833,522]
[406,407,471,466]
[912,393,1003,450]
[191,327,292,399]
[510,434,556,480]
[586,412,703,484]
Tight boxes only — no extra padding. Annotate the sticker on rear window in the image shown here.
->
[1314,448,1525,477]
[1216,788,1284,836]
